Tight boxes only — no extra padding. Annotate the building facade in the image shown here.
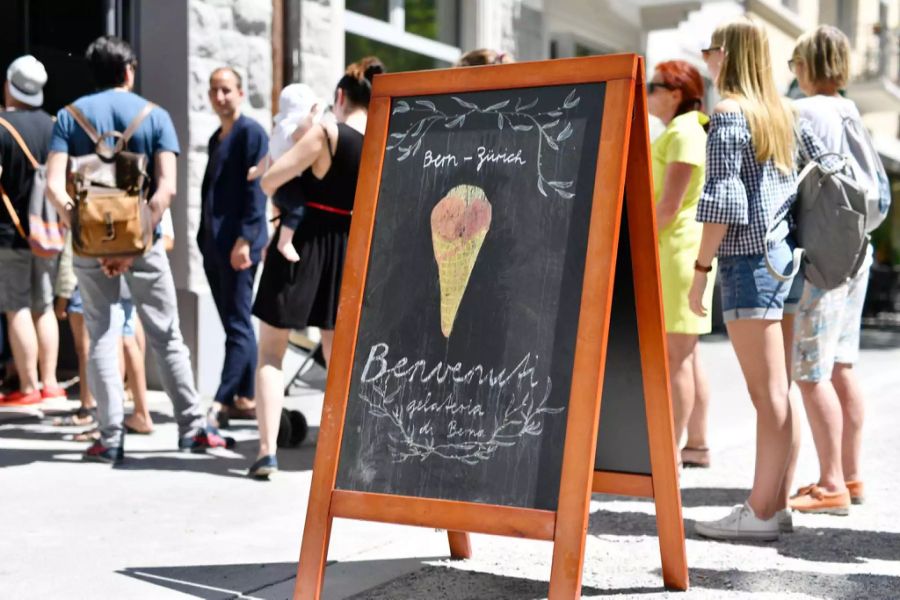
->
[2,0,897,390]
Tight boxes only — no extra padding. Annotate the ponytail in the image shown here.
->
[337,56,385,109]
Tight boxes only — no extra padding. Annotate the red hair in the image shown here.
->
[654,60,705,116]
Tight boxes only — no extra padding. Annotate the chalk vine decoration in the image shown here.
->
[387,89,581,199]
[359,378,563,465]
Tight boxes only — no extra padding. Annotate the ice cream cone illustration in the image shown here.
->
[431,185,492,338]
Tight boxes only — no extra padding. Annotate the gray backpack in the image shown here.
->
[766,148,869,290]
[841,114,891,232]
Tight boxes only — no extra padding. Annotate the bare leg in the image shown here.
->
[726,319,792,520]
[256,322,290,458]
[33,310,59,390]
[667,333,697,448]
[5,309,39,393]
[781,314,802,509]
[796,379,846,492]
[69,313,95,409]
[320,330,335,366]
[123,317,153,433]
[832,363,864,483]
[685,348,710,450]
[277,226,300,263]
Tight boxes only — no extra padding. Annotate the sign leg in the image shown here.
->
[447,531,472,559]
[294,511,334,599]
[624,59,689,592]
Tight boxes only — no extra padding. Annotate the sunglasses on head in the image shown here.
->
[701,46,724,57]
[648,82,676,94]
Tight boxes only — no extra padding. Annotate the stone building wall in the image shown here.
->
[186,0,274,293]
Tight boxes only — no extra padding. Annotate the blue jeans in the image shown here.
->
[718,241,796,322]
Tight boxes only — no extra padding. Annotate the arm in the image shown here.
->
[45,151,72,227]
[656,162,695,231]
[149,151,177,228]
[260,124,327,197]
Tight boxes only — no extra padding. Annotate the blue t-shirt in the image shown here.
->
[50,89,180,190]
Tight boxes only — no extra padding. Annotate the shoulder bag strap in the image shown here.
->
[0,116,40,169]
[115,102,156,153]
[0,183,27,240]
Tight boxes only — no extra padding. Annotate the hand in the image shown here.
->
[230,238,252,271]
[291,103,320,142]
[99,257,135,277]
[688,270,709,317]
[148,197,165,229]
[247,165,261,181]
[54,297,69,321]
[58,204,72,229]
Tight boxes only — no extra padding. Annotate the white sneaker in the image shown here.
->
[694,502,780,541]
[777,508,793,533]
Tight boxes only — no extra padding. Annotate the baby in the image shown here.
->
[249,83,322,262]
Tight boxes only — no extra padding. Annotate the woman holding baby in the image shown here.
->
[246,56,384,479]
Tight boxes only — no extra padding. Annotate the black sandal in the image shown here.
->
[53,406,97,427]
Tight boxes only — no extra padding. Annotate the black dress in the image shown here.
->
[252,123,364,330]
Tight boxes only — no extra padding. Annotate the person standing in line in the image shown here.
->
[199,66,268,428]
[0,55,65,407]
[688,18,825,541]
[246,56,384,478]
[787,26,880,515]
[44,36,229,462]
[647,60,715,468]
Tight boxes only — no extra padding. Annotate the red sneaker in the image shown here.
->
[41,386,67,401]
[0,390,43,406]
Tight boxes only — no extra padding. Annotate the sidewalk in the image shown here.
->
[1,333,898,599]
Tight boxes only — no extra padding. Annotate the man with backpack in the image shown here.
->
[44,36,229,463]
[0,55,65,407]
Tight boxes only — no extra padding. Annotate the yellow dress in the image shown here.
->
[652,111,715,335]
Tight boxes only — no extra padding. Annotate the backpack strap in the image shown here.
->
[0,183,27,240]
[115,102,156,153]
[65,104,109,155]
[0,116,40,169]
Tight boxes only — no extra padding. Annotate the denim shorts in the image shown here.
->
[68,288,136,337]
[717,241,796,323]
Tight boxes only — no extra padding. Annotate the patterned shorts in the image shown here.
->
[792,249,872,382]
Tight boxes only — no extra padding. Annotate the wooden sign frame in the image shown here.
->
[294,53,687,599]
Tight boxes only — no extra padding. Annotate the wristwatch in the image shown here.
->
[694,260,713,273]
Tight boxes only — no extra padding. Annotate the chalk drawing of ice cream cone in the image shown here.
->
[431,185,492,338]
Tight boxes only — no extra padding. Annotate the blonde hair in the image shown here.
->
[792,26,851,90]
[711,17,795,173]
[457,49,514,67]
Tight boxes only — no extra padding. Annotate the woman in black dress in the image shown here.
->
[248,57,383,477]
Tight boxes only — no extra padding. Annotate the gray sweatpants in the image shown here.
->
[74,241,205,448]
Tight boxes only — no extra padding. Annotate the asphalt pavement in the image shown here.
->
[1,331,898,599]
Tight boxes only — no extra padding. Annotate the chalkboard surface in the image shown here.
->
[595,209,652,475]
[335,83,606,510]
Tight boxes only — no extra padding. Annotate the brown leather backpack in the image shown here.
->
[65,102,155,257]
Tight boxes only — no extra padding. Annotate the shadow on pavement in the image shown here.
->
[345,565,631,600]
[120,556,452,600]
[679,487,751,508]
[688,567,900,598]
[588,508,900,565]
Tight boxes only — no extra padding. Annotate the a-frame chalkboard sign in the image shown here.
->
[295,53,688,598]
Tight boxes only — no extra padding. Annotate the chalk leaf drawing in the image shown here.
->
[387,89,581,199]
[360,371,562,466]
[431,185,492,338]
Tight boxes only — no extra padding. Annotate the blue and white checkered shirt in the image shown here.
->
[696,111,824,257]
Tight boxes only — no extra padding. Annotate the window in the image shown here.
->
[0,0,129,113]
[345,0,461,72]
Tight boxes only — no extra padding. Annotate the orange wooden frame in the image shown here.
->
[294,54,687,599]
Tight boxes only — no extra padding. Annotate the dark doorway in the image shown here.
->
[0,0,134,115]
